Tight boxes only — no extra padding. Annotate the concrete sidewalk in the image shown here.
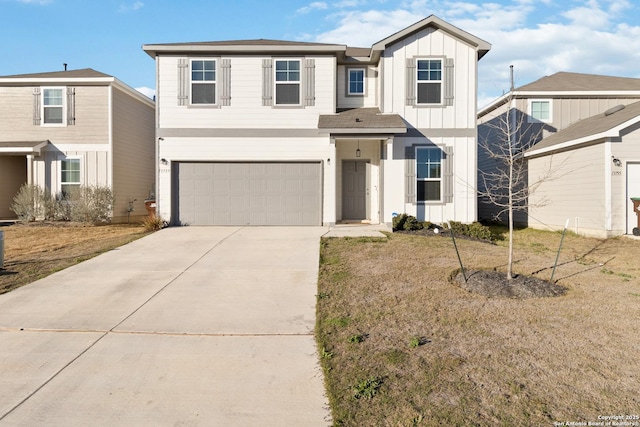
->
[0,227,331,426]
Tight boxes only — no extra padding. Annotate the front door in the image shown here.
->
[342,160,367,220]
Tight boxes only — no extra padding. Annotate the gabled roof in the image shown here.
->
[143,39,347,57]
[518,72,640,92]
[0,68,154,106]
[0,140,49,156]
[371,15,491,60]
[479,72,640,117]
[318,108,407,134]
[0,68,113,79]
[525,101,640,157]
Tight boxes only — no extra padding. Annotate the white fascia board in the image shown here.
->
[143,44,347,57]
[0,77,115,85]
[112,78,155,107]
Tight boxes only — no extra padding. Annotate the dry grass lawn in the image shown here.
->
[0,222,149,294]
[316,228,640,426]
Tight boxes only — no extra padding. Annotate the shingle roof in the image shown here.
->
[525,101,640,156]
[0,68,112,79]
[318,108,406,133]
[517,72,640,92]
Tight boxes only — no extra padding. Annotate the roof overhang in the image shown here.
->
[142,42,347,58]
[525,115,640,158]
[372,15,491,60]
[318,108,407,135]
[0,140,49,156]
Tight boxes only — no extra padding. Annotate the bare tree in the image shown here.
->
[477,67,562,280]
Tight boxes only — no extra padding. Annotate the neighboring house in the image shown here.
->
[524,101,640,238]
[142,15,490,227]
[0,69,155,222]
[477,72,640,227]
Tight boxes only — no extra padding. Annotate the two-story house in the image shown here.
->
[0,68,156,222]
[143,16,490,227]
[478,72,640,237]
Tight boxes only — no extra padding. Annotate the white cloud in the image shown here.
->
[296,2,328,14]
[119,1,143,13]
[136,86,155,100]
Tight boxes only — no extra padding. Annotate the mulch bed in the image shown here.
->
[455,270,567,299]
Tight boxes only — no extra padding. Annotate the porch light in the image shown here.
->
[356,139,361,158]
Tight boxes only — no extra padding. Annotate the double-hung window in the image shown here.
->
[347,68,365,96]
[275,60,300,105]
[43,88,64,124]
[529,99,552,122]
[191,59,216,105]
[417,59,442,104]
[61,158,81,197]
[416,147,442,202]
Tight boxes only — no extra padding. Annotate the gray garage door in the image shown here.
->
[175,162,322,225]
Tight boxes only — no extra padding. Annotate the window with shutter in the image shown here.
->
[191,59,216,105]
[275,59,300,105]
[42,87,65,125]
[405,145,454,204]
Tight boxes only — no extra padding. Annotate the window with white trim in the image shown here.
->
[529,99,552,122]
[43,87,64,124]
[61,158,81,197]
[191,59,216,105]
[347,68,365,95]
[275,59,300,105]
[416,59,442,104]
[416,147,442,202]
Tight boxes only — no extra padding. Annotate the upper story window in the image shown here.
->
[416,147,442,202]
[275,60,300,105]
[416,59,442,105]
[347,68,365,96]
[43,88,64,125]
[191,59,216,105]
[529,99,552,123]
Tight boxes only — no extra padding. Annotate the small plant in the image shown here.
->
[141,214,166,231]
[316,292,330,300]
[320,346,334,360]
[445,221,493,241]
[353,376,383,399]
[348,334,365,343]
[327,317,350,328]
[409,336,421,348]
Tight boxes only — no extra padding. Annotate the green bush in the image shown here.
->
[10,184,45,221]
[393,213,425,231]
[445,221,492,241]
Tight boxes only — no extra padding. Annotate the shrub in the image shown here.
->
[65,186,114,224]
[445,221,492,241]
[393,213,425,231]
[141,214,167,231]
[10,184,44,221]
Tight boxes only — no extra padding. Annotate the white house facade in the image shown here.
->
[143,16,490,227]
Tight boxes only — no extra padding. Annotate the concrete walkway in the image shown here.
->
[0,227,331,426]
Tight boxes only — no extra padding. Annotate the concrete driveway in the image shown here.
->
[0,226,331,426]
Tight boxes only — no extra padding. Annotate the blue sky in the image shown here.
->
[1,0,639,107]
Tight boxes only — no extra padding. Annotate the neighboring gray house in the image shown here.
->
[0,69,155,222]
[525,101,640,238]
[477,72,640,229]
[143,16,491,227]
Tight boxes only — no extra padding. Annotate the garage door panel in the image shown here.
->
[176,162,321,226]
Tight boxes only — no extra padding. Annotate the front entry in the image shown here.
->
[342,160,368,220]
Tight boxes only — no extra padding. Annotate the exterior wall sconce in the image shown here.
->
[356,139,361,158]
[160,158,168,165]
[612,156,621,167]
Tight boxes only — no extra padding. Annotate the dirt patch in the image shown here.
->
[455,269,567,298]
[0,221,149,294]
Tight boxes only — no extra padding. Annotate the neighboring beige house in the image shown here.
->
[0,69,155,222]
[143,16,491,226]
[477,72,640,228]
[525,101,640,238]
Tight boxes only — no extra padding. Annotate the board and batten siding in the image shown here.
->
[157,136,334,225]
[111,86,156,221]
[528,144,606,237]
[32,148,110,195]
[381,26,476,130]
[157,55,336,130]
[0,86,109,144]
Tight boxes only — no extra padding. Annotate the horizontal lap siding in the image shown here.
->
[112,87,156,221]
[528,144,605,234]
[157,56,335,129]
